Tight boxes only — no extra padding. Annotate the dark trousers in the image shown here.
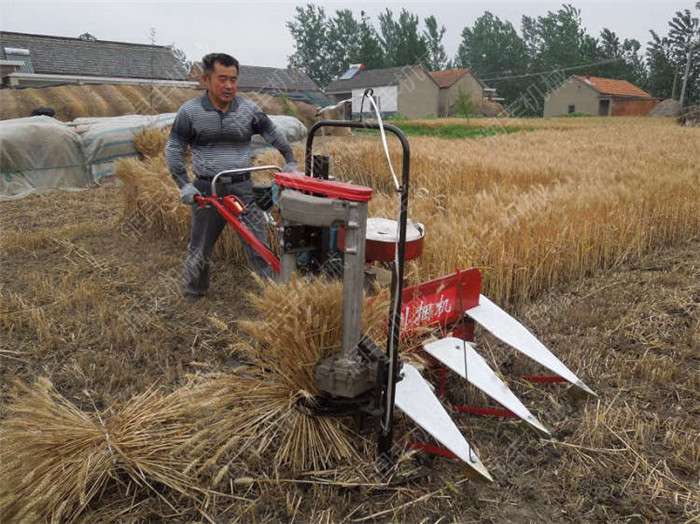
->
[183,178,271,297]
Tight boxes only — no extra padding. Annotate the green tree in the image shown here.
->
[518,4,604,115]
[454,12,528,107]
[453,88,476,117]
[593,29,647,86]
[521,4,599,70]
[326,9,362,80]
[423,15,448,71]
[287,4,332,87]
[647,7,700,104]
[354,10,384,69]
[378,8,428,67]
[646,32,676,99]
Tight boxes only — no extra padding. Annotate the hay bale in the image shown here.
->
[78,114,175,180]
[252,115,307,147]
[0,116,91,201]
[294,100,319,128]
[479,99,508,117]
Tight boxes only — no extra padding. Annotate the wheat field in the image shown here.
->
[257,117,700,304]
[121,117,700,307]
[1,116,698,522]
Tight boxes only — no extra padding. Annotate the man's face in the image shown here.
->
[204,61,238,104]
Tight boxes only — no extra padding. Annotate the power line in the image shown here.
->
[479,57,624,82]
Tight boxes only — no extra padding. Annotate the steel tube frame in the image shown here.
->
[305,119,411,462]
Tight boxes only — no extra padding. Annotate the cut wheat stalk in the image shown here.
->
[0,379,205,523]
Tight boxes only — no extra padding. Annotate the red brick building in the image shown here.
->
[544,75,658,117]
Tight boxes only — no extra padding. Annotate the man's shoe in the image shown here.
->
[183,292,205,303]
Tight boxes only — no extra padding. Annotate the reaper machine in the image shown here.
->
[194,90,595,480]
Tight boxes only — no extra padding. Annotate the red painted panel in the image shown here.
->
[275,172,372,202]
[401,269,481,332]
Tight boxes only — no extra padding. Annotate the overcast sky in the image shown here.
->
[1,1,687,69]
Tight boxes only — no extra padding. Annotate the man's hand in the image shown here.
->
[180,183,201,205]
[281,161,300,173]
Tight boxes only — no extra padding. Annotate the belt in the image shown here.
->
[197,172,250,184]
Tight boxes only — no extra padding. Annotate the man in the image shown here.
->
[166,53,297,299]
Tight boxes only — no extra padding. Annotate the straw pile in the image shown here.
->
[0,278,390,519]
[0,379,202,523]
[0,84,317,126]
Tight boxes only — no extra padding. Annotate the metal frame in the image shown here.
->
[305,119,411,461]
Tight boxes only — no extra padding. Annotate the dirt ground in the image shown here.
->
[1,185,698,522]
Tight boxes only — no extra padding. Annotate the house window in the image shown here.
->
[568,104,576,114]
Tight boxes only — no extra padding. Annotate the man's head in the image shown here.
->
[201,53,239,106]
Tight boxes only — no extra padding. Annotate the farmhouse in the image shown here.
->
[0,31,194,88]
[543,75,658,117]
[325,64,440,119]
[429,68,501,117]
[189,62,328,106]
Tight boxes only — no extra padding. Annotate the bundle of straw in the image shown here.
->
[0,379,202,523]
[184,276,388,475]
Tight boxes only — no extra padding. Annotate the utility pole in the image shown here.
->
[671,71,678,100]
[679,46,692,108]
[679,12,699,108]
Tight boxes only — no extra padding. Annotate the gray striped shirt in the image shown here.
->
[165,93,295,188]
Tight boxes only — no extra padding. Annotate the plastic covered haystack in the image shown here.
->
[0,116,90,201]
[76,113,176,180]
[252,115,307,148]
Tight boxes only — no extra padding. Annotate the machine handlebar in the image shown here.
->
[210,165,281,196]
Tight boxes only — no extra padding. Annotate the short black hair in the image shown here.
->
[201,53,239,75]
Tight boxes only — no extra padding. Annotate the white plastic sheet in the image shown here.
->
[0,116,90,201]
[1,111,308,201]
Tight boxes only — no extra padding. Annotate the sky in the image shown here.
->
[0,0,687,69]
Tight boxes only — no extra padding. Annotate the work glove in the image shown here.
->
[281,161,299,173]
[180,182,201,205]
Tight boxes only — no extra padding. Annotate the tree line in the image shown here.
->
[287,3,700,111]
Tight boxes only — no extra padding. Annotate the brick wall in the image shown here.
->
[611,98,659,116]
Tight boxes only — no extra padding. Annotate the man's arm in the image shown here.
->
[251,109,296,166]
[165,107,194,189]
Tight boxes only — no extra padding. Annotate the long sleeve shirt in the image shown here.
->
[165,93,295,188]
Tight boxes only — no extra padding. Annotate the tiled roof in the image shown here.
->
[575,75,651,98]
[326,65,432,92]
[0,31,187,80]
[191,62,321,92]
[429,68,470,88]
